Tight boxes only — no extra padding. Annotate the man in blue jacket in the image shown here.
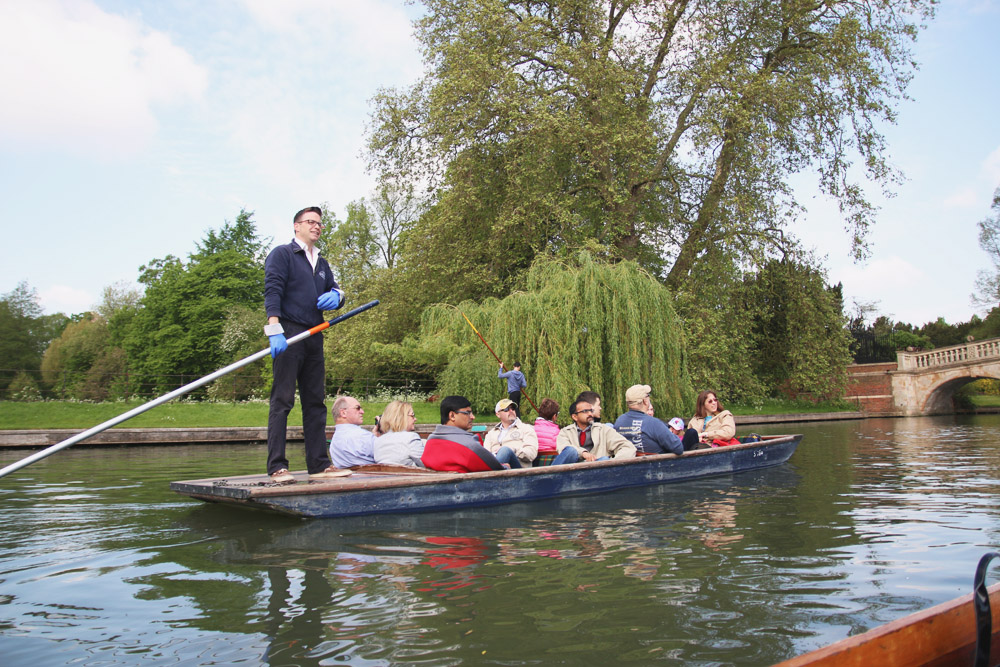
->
[498,361,527,417]
[613,384,684,455]
[263,206,348,483]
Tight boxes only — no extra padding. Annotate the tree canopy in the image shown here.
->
[370,0,933,297]
[121,209,269,392]
[0,281,70,391]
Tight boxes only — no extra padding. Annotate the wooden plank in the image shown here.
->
[775,583,1000,667]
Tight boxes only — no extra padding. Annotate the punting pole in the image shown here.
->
[459,310,539,414]
[0,299,380,480]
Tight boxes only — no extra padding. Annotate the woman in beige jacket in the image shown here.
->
[687,390,736,446]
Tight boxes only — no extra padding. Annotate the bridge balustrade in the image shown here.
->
[897,339,1000,370]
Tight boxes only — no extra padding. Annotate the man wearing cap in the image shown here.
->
[555,399,636,463]
[498,362,527,417]
[421,395,506,473]
[483,398,539,468]
[613,385,684,455]
[263,206,348,483]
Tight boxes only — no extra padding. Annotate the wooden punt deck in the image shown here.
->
[170,434,801,518]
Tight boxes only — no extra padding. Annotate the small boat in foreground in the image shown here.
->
[775,553,1000,667]
[170,434,801,518]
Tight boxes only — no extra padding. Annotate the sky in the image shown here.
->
[1,0,998,328]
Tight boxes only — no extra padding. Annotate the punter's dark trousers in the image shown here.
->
[508,390,522,417]
[267,321,332,475]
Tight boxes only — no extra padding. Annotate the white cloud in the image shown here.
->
[0,0,207,160]
[39,284,95,315]
[204,0,424,213]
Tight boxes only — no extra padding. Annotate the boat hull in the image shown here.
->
[170,434,801,518]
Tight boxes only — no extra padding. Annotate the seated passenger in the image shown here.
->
[373,400,425,467]
[483,399,538,469]
[328,395,376,468]
[668,417,701,451]
[555,399,636,464]
[612,384,683,455]
[688,390,736,447]
[421,396,505,473]
[533,398,561,465]
[575,390,603,421]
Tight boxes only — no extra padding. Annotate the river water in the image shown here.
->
[1,415,999,666]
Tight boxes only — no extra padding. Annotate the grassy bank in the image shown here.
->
[968,395,1000,408]
[0,397,858,430]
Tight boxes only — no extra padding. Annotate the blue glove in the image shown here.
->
[269,333,287,358]
[317,288,343,311]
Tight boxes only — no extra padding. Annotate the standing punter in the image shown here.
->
[264,206,349,483]
[498,361,527,417]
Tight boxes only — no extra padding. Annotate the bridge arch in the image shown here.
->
[891,339,1000,415]
[922,375,1000,414]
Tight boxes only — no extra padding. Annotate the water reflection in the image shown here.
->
[1,417,1000,665]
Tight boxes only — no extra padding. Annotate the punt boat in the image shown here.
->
[776,553,1000,667]
[170,434,801,518]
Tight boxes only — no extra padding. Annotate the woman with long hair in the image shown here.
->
[373,400,425,467]
[688,390,736,447]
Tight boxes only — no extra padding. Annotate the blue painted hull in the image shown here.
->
[170,435,801,518]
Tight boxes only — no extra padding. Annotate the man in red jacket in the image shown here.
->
[421,396,505,473]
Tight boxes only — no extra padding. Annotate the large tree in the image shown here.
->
[379,251,694,416]
[370,0,932,296]
[0,281,70,391]
[121,209,269,393]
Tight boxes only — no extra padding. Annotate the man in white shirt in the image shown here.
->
[328,395,376,469]
[482,398,539,468]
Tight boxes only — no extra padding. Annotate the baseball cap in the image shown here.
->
[495,398,518,412]
[668,417,685,430]
[625,384,652,404]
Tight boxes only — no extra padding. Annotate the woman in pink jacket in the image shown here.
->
[533,398,561,456]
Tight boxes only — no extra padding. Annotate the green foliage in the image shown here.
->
[892,331,933,351]
[971,307,1000,340]
[7,371,41,401]
[390,252,694,418]
[0,281,71,390]
[121,210,268,393]
[672,258,765,404]
[370,0,933,294]
[919,317,973,348]
[746,260,853,401]
[207,304,269,401]
[40,313,122,400]
[322,200,382,290]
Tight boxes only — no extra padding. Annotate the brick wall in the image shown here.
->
[845,362,897,414]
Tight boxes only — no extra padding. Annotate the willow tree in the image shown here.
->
[369,0,933,298]
[383,252,693,418]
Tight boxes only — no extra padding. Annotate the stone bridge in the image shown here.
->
[846,338,1000,415]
